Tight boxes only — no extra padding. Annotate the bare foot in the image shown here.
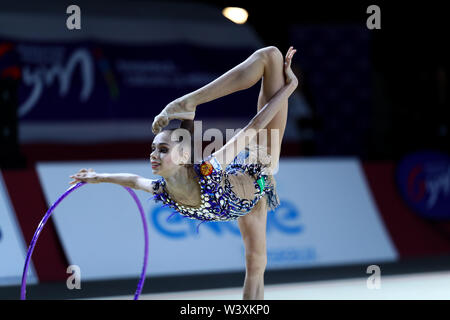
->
[152,96,197,134]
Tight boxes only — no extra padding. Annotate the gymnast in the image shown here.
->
[69,46,298,300]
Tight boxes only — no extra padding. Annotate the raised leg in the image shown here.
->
[152,46,284,134]
[255,47,287,170]
[187,46,288,168]
[185,48,270,106]
[237,198,268,300]
[153,46,291,170]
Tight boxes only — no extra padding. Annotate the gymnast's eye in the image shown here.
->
[151,146,168,153]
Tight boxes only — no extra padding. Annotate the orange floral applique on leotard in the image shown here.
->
[200,161,213,176]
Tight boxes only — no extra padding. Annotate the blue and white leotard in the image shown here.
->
[151,146,280,223]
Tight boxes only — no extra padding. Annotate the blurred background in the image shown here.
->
[0,0,449,299]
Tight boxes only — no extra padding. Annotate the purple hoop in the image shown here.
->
[20,182,149,300]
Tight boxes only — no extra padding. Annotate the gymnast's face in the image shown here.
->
[150,131,188,177]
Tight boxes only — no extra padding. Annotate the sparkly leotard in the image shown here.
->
[151,146,280,224]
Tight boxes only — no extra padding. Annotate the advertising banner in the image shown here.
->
[0,39,272,143]
[0,37,308,143]
[13,41,258,121]
[396,150,450,220]
[36,158,398,281]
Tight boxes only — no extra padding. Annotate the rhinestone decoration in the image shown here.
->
[150,152,279,225]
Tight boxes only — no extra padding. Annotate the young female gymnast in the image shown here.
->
[69,46,298,300]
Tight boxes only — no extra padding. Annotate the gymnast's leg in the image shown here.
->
[237,47,288,300]
[189,46,287,166]
[238,198,268,300]
[152,46,284,134]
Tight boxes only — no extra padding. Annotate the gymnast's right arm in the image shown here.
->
[69,168,158,194]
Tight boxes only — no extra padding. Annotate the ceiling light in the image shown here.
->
[222,7,248,24]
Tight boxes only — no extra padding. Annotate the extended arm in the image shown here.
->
[211,82,297,168]
[69,169,158,194]
[98,173,139,188]
[211,47,298,168]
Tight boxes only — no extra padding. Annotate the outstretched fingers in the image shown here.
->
[284,46,297,69]
[285,46,293,59]
[283,46,299,87]
[69,168,95,184]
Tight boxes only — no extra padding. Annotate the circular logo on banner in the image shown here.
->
[395,150,450,220]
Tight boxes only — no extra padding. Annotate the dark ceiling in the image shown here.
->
[182,0,447,55]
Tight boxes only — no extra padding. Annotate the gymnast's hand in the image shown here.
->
[152,96,197,134]
[69,168,101,185]
[284,46,298,88]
